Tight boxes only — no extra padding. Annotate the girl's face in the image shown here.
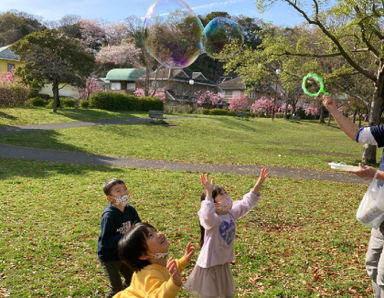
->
[214,192,233,215]
[145,227,170,256]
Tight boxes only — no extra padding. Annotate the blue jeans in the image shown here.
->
[366,223,384,297]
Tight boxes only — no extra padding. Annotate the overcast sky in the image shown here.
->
[0,0,314,27]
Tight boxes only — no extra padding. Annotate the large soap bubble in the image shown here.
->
[143,0,204,68]
[203,17,243,59]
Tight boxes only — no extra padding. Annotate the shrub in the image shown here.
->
[209,108,236,116]
[80,100,90,109]
[138,96,164,111]
[60,97,76,108]
[0,85,30,106]
[90,92,163,111]
[28,97,48,107]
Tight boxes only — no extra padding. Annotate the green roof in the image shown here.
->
[106,68,145,81]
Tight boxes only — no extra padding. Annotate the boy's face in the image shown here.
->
[107,183,129,204]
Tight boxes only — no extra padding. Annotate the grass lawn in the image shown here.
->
[0,107,146,126]
[0,158,372,297]
[0,108,379,170]
[0,107,379,297]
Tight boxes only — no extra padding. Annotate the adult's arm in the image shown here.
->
[322,95,360,141]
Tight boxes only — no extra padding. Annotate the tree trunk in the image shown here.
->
[362,70,384,164]
[52,80,60,113]
[319,106,325,123]
[327,114,332,126]
[284,99,288,120]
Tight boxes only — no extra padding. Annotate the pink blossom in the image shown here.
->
[134,88,166,103]
[304,105,319,116]
[78,77,103,100]
[96,43,140,66]
[0,70,21,85]
[79,19,106,49]
[279,103,294,112]
[196,90,223,107]
[228,95,248,111]
[250,97,278,114]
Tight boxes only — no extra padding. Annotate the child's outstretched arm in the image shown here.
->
[167,257,182,287]
[175,242,195,272]
[252,167,269,195]
[231,167,269,220]
[201,173,214,198]
[184,242,195,262]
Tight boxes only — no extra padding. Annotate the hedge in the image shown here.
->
[89,92,163,111]
[0,85,30,106]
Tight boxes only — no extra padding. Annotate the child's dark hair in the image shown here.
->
[103,178,125,196]
[118,222,154,272]
[199,185,226,248]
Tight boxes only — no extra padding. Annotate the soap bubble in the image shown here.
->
[143,0,204,68]
[203,17,243,59]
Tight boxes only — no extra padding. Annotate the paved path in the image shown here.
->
[0,117,367,184]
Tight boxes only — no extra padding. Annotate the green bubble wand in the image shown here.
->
[302,73,328,97]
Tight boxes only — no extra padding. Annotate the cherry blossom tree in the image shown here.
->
[196,90,223,108]
[228,95,248,111]
[250,97,278,115]
[0,70,17,85]
[104,22,130,45]
[303,105,319,117]
[79,19,106,50]
[95,43,140,67]
[78,77,103,100]
[134,88,166,102]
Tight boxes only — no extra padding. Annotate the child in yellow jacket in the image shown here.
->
[113,222,195,298]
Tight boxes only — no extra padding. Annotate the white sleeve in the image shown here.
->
[230,191,260,220]
[357,127,378,145]
[198,196,221,230]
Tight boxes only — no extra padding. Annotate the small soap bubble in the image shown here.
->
[143,0,204,68]
[203,17,243,59]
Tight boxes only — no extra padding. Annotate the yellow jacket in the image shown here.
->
[113,256,189,298]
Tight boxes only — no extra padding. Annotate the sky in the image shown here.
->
[0,0,312,27]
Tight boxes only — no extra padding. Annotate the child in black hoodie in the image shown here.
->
[97,178,141,298]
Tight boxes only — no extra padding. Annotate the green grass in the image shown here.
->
[0,107,378,297]
[0,107,147,126]
[0,158,371,297]
[0,114,379,170]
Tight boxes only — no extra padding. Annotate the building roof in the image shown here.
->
[147,67,217,87]
[0,45,19,61]
[106,68,146,81]
[219,77,246,90]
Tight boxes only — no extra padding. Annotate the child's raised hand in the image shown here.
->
[184,242,195,262]
[252,167,269,194]
[167,257,182,287]
[201,173,214,196]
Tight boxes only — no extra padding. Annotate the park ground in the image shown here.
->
[0,107,379,297]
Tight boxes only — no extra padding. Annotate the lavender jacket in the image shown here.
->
[196,191,260,268]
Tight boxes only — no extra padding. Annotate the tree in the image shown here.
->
[11,29,95,112]
[95,43,140,67]
[228,94,248,111]
[256,0,384,163]
[78,77,102,100]
[79,19,106,51]
[251,97,278,115]
[0,11,45,46]
[196,90,224,108]
[104,22,130,45]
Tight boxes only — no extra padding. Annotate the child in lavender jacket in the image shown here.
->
[184,168,269,297]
